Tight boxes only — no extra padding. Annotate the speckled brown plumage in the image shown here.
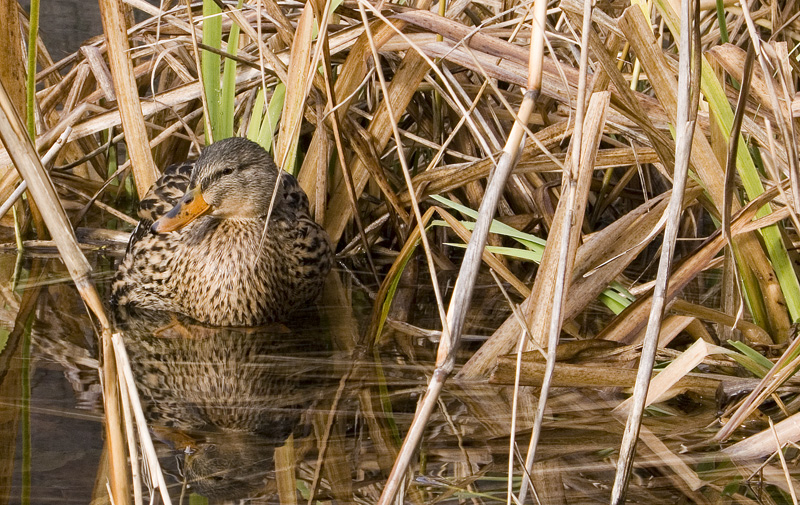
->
[112,138,333,326]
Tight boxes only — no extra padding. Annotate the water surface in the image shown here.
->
[0,255,727,504]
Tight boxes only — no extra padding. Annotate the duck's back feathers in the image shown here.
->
[137,161,194,222]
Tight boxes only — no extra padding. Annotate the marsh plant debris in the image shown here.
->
[2,0,800,503]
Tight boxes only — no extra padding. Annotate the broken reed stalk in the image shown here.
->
[610,0,699,501]
[99,0,158,198]
[375,6,543,505]
[112,333,173,505]
[0,78,129,504]
[518,0,593,501]
[0,126,72,221]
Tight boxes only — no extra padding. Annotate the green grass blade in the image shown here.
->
[726,340,773,377]
[246,87,266,141]
[25,0,39,142]
[433,194,636,315]
[438,243,543,263]
[258,83,285,152]
[727,341,774,371]
[189,493,209,505]
[598,290,631,315]
[714,0,729,43]
[0,326,7,354]
[433,218,545,258]
[220,0,244,140]
[608,281,636,303]
[431,195,546,247]
[202,0,222,143]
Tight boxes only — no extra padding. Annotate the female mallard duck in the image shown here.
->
[112,137,333,326]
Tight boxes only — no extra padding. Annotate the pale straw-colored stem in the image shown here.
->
[610,0,698,501]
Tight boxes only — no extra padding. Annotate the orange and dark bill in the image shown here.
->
[151,186,211,233]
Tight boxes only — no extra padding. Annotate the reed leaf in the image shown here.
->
[220,0,244,140]
[24,0,38,141]
[260,84,285,152]
[202,0,222,143]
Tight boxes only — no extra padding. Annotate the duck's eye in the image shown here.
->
[221,167,234,176]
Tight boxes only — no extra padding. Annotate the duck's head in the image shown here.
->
[151,138,279,233]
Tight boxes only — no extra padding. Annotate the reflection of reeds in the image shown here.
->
[5,0,800,502]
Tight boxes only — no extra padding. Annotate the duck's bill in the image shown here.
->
[151,187,211,233]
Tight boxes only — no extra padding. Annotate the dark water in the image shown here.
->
[19,0,160,60]
[19,0,103,59]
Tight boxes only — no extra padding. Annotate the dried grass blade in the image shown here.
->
[716,332,800,442]
[111,333,172,505]
[637,428,707,498]
[320,49,431,242]
[376,54,539,505]
[360,21,462,339]
[435,207,530,297]
[671,299,771,344]
[0,126,71,221]
[275,436,298,505]
[99,0,158,198]
[275,2,314,173]
[295,18,402,208]
[490,356,721,396]
[600,185,786,344]
[0,0,25,121]
[614,339,719,415]
[342,119,409,224]
[458,184,686,379]
[770,417,799,505]
[724,412,800,461]
[60,66,259,143]
[404,120,571,203]
[367,207,436,343]
[518,85,611,504]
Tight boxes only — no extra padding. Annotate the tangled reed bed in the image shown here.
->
[3,0,800,502]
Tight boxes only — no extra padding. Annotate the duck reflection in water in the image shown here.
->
[115,307,333,502]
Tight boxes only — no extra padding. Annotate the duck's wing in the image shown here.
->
[276,170,312,220]
[123,161,194,255]
[137,160,195,221]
